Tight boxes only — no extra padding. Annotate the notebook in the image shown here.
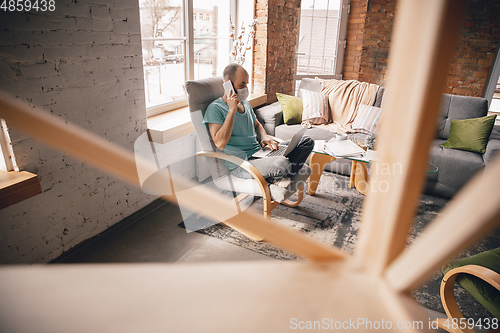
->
[324,139,365,157]
[252,127,307,158]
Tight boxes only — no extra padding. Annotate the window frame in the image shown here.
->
[294,0,350,84]
[143,0,242,118]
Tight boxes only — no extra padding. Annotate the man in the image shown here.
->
[203,63,313,187]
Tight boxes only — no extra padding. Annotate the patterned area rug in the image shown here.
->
[180,171,500,320]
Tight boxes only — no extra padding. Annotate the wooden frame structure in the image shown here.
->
[1,0,499,331]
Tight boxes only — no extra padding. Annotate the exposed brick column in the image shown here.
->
[252,0,301,104]
[358,0,396,85]
[445,0,500,97]
[344,0,500,96]
[253,0,268,95]
[343,0,369,81]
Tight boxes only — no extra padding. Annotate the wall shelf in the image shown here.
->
[0,171,42,210]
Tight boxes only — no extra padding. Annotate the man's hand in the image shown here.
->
[261,136,279,151]
[223,91,245,114]
[225,91,239,112]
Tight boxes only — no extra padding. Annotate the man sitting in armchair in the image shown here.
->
[203,63,314,187]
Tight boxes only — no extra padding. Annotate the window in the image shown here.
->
[0,119,18,172]
[139,0,252,117]
[139,0,185,114]
[296,0,349,84]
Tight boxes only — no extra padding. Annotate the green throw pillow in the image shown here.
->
[276,93,303,125]
[441,247,500,319]
[441,114,496,154]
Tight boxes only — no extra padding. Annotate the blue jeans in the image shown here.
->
[231,136,314,180]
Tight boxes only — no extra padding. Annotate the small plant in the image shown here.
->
[366,132,376,151]
[229,18,258,65]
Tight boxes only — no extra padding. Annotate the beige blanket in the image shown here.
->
[309,78,379,133]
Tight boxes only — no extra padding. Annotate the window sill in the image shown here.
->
[0,170,42,210]
[147,93,267,144]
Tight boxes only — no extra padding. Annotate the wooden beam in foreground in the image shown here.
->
[354,0,466,277]
[385,154,500,293]
[0,261,428,333]
[0,92,346,263]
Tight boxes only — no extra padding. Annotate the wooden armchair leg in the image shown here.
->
[263,196,279,218]
[282,185,305,208]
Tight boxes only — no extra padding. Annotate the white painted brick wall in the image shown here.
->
[0,0,158,263]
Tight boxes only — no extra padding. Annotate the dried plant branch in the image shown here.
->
[229,17,258,65]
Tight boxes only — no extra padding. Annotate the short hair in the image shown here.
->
[223,63,243,81]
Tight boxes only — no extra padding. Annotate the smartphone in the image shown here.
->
[223,80,235,97]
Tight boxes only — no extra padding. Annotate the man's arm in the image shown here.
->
[208,93,239,150]
[254,119,278,151]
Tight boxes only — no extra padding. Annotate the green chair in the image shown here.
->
[437,247,500,333]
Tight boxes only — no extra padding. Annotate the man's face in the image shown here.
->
[233,68,249,90]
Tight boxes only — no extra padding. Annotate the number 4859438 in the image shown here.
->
[441,317,499,331]
[1,0,56,12]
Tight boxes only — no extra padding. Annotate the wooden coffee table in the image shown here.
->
[308,149,372,195]
[308,144,438,196]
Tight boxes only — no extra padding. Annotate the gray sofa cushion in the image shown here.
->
[483,139,500,166]
[323,159,353,176]
[428,139,485,197]
[437,94,489,140]
[254,102,283,136]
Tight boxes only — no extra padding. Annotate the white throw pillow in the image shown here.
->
[300,89,330,125]
[352,104,382,134]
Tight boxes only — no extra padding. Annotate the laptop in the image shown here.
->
[252,127,307,158]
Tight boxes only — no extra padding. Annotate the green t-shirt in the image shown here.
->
[203,97,261,169]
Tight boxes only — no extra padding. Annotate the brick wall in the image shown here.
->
[0,1,154,263]
[253,0,268,95]
[253,0,301,104]
[343,0,368,81]
[344,0,500,96]
[358,0,395,85]
[445,0,500,96]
